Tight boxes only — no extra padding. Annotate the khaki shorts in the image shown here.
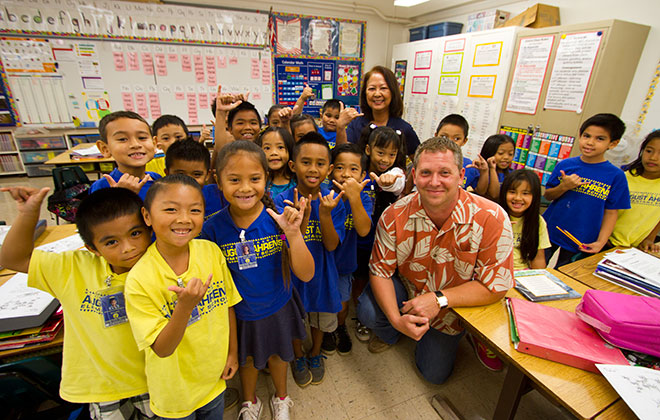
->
[308,311,338,332]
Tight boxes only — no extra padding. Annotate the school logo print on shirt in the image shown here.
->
[304,219,323,242]
[344,213,354,231]
[565,176,611,200]
[631,191,660,206]
[158,279,229,319]
[80,289,104,314]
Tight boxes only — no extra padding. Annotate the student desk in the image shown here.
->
[0,224,78,361]
[452,270,624,420]
[557,246,660,295]
[46,144,115,179]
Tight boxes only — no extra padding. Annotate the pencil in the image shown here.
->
[556,226,584,248]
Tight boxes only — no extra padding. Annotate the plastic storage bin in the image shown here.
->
[21,150,64,164]
[25,164,54,177]
[427,22,463,38]
[409,26,427,41]
[17,136,66,150]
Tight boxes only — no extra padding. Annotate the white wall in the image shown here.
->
[407,0,660,145]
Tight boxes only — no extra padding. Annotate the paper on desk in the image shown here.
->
[604,248,660,287]
[515,274,569,297]
[597,364,660,420]
[71,144,101,156]
[0,273,55,319]
[0,225,9,246]
[35,234,85,253]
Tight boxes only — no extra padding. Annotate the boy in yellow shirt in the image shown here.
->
[0,187,155,419]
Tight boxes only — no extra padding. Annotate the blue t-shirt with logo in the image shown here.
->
[543,157,630,253]
[89,168,161,200]
[274,185,345,313]
[200,207,291,321]
[335,191,374,275]
[462,157,479,190]
[318,126,337,149]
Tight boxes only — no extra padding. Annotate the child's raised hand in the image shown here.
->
[559,170,587,190]
[221,351,238,380]
[333,178,369,201]
[1,187,50,214]
[215,84,243,114]
[278,107,294,122]
[467,155,489,173]
[167,274,212,313]
[319,190,344,216]
[301,83,315,101]
[337,102,363,128]
[198,124,212,143]
[267,196,306,234]
[370,171,402,188]
[104,173,151,195]
[487,156,497,170]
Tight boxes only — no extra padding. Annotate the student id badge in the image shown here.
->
[99,287,128,328]
[235,240,258,270]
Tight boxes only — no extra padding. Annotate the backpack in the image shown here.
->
[575,289,660,358]
[47,166,91,223]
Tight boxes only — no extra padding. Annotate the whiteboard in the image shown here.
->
[2,37,273,126]
[391,27,520,160]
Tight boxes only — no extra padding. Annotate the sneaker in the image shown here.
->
[290,356,312,388]
[321,331,337,355]
[238,397,262,420]
[270,395,294,420]
[468,334,503,372]
[355,320,372,342]
[367,335,391,353]
[224,386,240,411]
[335,324,352,355]
[308,354,327,385]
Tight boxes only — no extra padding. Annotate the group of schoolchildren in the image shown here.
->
[1,78,659,420]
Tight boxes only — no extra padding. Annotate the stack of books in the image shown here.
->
[594,248,660,297]
[0,307,63,351]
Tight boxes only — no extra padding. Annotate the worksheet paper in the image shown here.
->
[414,50,432,70]
[441,53,463,74]
[438,76,460,96]
[35,234,85,253]
[603,248,660,287]
[473,42,502,66]
[544,32,602,112]
[597,364,660,420]
[515,274,569,297]
[506,35,554,114]
[0,273,55,319]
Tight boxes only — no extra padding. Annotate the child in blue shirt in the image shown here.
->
[256,127,297,198]
[318,99,342,149]
[164,138,227,219]
[274,133,346,387]
[543,113,631,267]
[322,143,372,356]
[201,141,314,420]
[470,134,515,200]
[435,114,479,190]
[91,111,161,200]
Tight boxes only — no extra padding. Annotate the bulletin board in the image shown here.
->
[0,0,272,126]
[272,12,365,115]
[391,27,520,160]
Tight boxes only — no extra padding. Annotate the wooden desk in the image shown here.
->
[453,270,620,420]
[594,400,636,420]
[0,225,78,361]
[46,144,115,179]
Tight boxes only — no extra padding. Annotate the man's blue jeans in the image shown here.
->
[357,275,465,384]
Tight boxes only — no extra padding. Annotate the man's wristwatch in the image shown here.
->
[434,291,449,310]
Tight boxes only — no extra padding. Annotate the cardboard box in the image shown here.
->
[466,10,510,33]
[503,4,560,29]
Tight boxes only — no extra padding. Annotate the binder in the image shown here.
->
[506,297,628,373]
[0,273,60,333]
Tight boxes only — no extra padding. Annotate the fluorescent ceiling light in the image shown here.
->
[394,0,429,7]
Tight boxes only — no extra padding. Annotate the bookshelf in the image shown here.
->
[16,134,67,177]
[0,131,25,175]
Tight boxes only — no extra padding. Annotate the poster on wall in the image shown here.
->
[505,35,554,114]
[468,75,497,98]
[414,50,432,70]
[394,60,407,99]
[411,76,429,94]
[473,42,503,67]
[441,53,463,74]
[439,76,460,96]
[339,22,362,58]
[308,20,335,56]
[276,18,302,54]
[274,57,361,114]
[544,31,603,112]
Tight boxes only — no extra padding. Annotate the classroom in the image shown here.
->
[1,1,659,420]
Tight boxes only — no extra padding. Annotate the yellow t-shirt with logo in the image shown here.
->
[27,250,148,403]
[125,239,241,418]
[510,215,551,270]
[610,172,660,247]
[145,156,166,177]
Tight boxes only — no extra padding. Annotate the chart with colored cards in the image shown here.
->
[337,64,359,97]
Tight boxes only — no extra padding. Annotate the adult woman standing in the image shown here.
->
[336,65,420,157]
